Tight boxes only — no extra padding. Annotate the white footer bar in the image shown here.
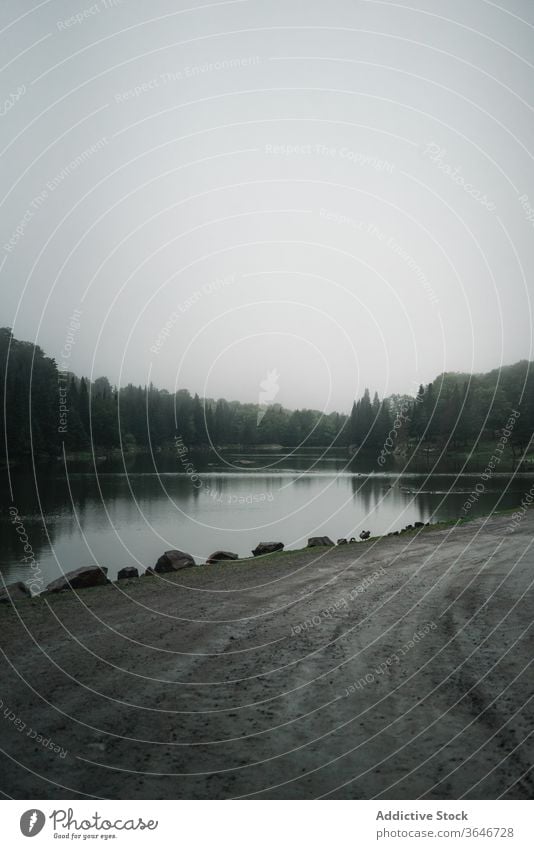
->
[3,799,532,848]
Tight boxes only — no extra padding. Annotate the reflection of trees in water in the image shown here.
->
[201,474,281,500]
[3,458,531,579]
[411,489,436,521]
[1,467,56,571]
[360,481,374,515]
[350,474,364,500]
[349,476,387,515]
[287,475,312,490]
[1,513,52,572]
[347,475,453,527]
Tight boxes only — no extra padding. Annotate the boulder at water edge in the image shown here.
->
[206,551,238,565]
[45,566,109,594]
[154,550,195,573]
[117,566,139,580]
[0,581,31,604]
[252,542,284,556]
[307,536,335,547]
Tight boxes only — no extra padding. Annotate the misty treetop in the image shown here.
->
[1,327,532,461]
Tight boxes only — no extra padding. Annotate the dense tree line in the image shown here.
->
[0,328,59,457]
[1,328,533,461]
[405,367,534,454]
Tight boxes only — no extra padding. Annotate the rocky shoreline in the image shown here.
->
[0,520,436,604]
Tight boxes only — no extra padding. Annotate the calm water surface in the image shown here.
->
[2,449,532,588]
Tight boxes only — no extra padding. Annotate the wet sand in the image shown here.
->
[0,512,533,799]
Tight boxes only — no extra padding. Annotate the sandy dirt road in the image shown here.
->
[0,512,533,799]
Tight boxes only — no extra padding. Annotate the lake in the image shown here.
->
[2,448,532,590]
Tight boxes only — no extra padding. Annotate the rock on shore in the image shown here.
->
[0,581,31,604]
[206,551,238,565]
[251,542,284,556]
[45,566,109,593]
[152,550,195,573]
[307,536,335,547]
[117,567,139,581]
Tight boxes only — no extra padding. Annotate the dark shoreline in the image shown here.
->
[1,506,525,605]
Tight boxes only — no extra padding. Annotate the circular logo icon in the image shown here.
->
[20,810,46,837]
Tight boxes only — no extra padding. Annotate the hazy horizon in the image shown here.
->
[4,323,531,416]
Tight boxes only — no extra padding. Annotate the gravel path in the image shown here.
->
[1,512,533,799]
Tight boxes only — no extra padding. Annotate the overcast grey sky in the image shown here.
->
[1,0,533,412]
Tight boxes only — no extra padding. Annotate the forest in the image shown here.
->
[1,327,533,460]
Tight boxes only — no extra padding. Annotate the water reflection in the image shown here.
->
[1,451,531,588]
